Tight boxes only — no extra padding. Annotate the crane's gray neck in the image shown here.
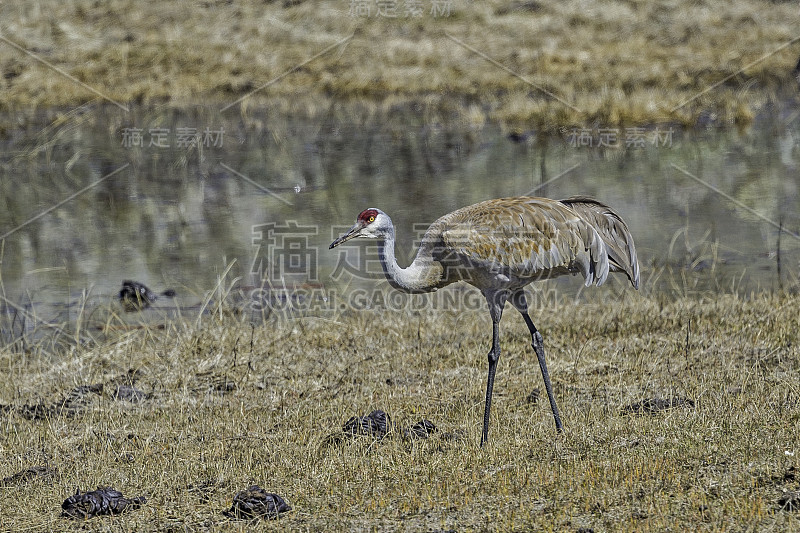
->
[376,224,443,293]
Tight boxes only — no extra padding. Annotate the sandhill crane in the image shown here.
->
[330,196,640,446]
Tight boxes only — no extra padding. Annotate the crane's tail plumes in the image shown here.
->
[560,196,640,289]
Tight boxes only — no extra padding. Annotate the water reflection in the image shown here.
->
[0,103,798,344]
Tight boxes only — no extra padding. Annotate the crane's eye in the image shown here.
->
[368,216,375,223]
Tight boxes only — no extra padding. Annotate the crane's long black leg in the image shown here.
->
[481,319,501,447]
[521,312,563,433]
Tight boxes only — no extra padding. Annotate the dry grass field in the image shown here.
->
[1,290,799,531]
[2,1,800,531]
[1,0,799,129]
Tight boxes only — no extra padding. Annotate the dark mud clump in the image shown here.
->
[778,491,800,512]
[621,397,695,415]
[323,411,442,446]
[403,419,437,439]
[61,486,146,519]
[1,383,103,420]
[525,388,540,405]
[223,485,292,520]
[213,379,237,394]
[1,370,150,419]
[0,466,57,486]
[343,409,392,439]
[107,369,149,403]
[187,480,217,503]
[112,384,148,403]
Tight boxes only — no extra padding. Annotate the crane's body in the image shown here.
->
[330,196,640,446]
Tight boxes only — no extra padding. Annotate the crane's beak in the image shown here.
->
[329,223,362,249]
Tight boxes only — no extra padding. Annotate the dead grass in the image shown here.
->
[1,290,799,531]
[1,0,799,129]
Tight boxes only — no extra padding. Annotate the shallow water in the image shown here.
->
[1,103,799,341]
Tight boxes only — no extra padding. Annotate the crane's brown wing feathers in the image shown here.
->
[558,196,640,289]
[434,197,606,283]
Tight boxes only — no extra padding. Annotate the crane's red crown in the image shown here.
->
[358,209,379,225]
